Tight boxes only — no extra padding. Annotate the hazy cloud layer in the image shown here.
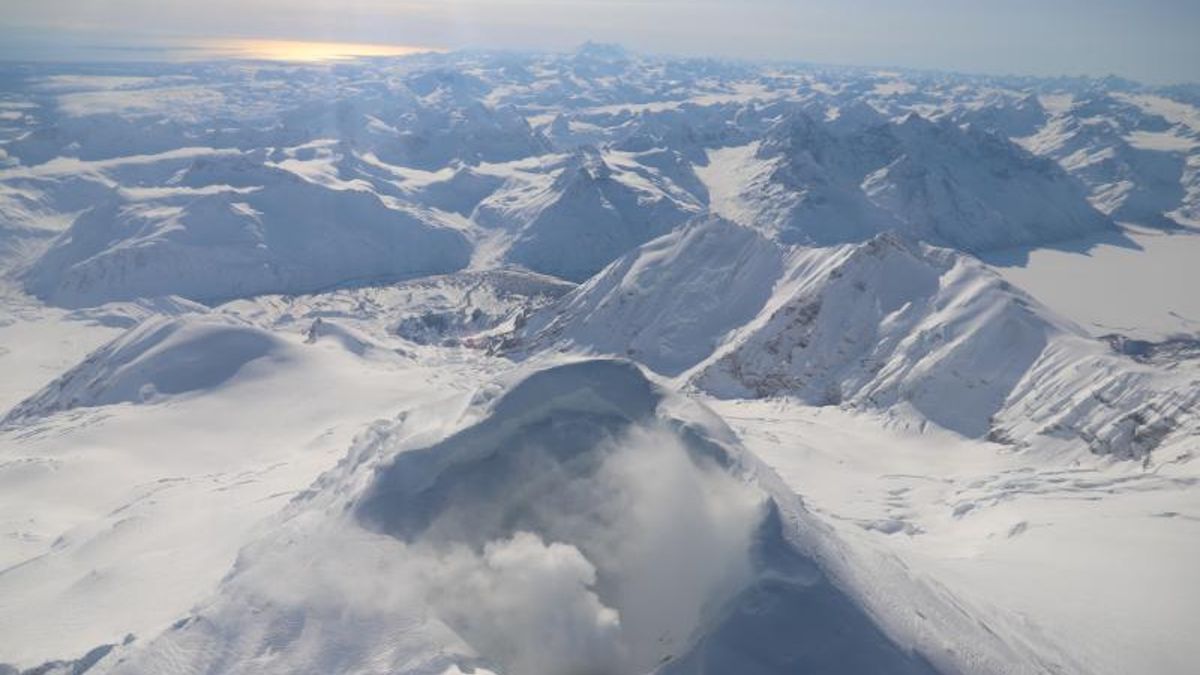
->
[2,0,1198,83]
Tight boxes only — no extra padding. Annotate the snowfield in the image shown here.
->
[1,45,1198,675]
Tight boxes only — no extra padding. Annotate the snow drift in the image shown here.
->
[2,315,293,423]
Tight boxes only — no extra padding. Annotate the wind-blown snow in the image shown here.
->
[99,359,987,675]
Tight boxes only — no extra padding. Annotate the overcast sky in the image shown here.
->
[3,0,1198,83]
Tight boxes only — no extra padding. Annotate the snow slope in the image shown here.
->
[707,111,1113,251]
[714,400,1200,675]
[0,311,482,669]
[2,315,291,423]
[523,224,1200,459]
[22,160,472,307]
[519,217,783,374]
[94,359,1055,675]
[865,114,1114,250]
[220,267,574,348]
[1015,94,1197,227]
[9,51,1195,305]
[475,148,703,281]
[3,48,1200,675]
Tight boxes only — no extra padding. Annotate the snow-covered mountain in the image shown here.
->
[1016,95,1195,226]
[2,314,287,423]
[518,216,785,375]
[95,360,1038,675]
[475,147,703,280]
[21,158,472,306]
[7,50,1194,309]
[519,218,1198,458]
[2,47,1199,675]
[715,110,1114,250]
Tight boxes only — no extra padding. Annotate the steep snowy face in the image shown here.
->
[405,163,505,216]
[477,148,703,281]
[610,103,749,164]
[22,159,472,306]
[864,114,1114,250]
[988,337,1200,458]
[521,217,784,375]
[111,360,944,675]
[1181,153,1200,224]
[368,100,551,170]
[695,237,1200,456]
[821,100,891,135]
[953,93,1050,138]
[739,111,1113,251]
[624,147,711,202]
[742,113,902,246]
[0,172,115,268]
[522,229,1198,458]
[1013,93,1199,227]
[693,235,1056,438]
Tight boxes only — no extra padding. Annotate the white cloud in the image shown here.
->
[234,422,764,673]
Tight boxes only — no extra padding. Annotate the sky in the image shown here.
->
[2,0,1198,84]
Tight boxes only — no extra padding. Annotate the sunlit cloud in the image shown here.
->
[190,38,440,62]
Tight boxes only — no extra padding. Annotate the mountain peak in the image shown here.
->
[574,41,631,61]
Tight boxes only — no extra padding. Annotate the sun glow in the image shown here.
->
[193,38,440,62]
